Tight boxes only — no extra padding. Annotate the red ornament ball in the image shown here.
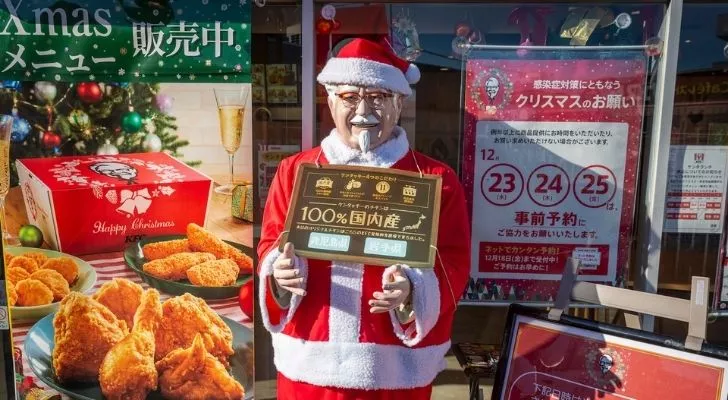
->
[455,23,471,38]
[333,19,342,30]
[316,18,333,34]
[41,131,61,149]
[76,82,103,104]
[238,279,254,318]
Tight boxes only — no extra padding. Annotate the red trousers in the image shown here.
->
[276,373,433,400]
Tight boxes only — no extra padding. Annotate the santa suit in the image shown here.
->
[257,128,471,400]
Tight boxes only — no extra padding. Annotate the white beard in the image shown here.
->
[357,130,371,153]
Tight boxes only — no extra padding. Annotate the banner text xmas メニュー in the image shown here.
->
[0,0,251,83]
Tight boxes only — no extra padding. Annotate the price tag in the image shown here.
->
[281,163,442,267]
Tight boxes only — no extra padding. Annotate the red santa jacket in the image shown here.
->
[257,128,471,391]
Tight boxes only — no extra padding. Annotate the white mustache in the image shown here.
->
[349,114,379,126]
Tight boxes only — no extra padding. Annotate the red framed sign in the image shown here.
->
[461,50,648,303]
[494,305,728,400]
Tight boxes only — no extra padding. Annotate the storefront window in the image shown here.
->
[663,4,728,335]
[315,3,664,173]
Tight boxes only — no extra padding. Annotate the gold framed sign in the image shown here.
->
[280,163,442,267]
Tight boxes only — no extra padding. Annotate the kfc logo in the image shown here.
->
[695,153,705,163]
[90,162,138,184]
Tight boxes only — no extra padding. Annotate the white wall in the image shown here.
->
[157,83,253,183]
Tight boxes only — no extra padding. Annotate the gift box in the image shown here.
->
[232,183,253,223]
[16,153,213,255]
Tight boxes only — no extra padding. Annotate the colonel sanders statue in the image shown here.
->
[257,38,471,399]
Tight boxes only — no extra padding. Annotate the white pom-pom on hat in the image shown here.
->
[317,38,419,96]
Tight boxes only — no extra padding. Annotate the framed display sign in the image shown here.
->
[280,163,442,267]
[493,305,728,400]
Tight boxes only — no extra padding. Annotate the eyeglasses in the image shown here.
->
[335,92,394,110]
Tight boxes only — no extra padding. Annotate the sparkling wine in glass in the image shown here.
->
[0,116,17,246]
[214,88,249,195]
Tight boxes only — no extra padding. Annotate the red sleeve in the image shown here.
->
[388,165,472,347]
[257,156,296,327]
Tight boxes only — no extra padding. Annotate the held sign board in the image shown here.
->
[281,163,441,267]
[462,52,647,303]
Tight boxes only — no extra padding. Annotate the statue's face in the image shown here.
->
[327,85,403,152]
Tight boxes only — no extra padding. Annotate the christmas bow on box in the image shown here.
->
[116,188,153,217]
[232,183,253,223]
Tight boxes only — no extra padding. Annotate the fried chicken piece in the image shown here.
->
[100,289,162,400]
[4,252,13,266]
[155,293,234,366]
[41,257,78,285]
[143,252,216,281]
[142,239,191,261]
[7,267,29,287]
[93,278,144,329]
[187,223,252,274]
[8,256,40,275]
[186,259,239,287]
[15,279,53,306]
[30,269,70,302]
[156,334,244,400]
[24,252,48,267]
[53,293,129,383]
[7,284,17,307]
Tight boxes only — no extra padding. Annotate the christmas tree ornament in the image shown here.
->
[69,109,90,129]
[333,19,342,31]
[451,36,469,58]
[76,82,103,104]
[238,279,254,317]
[316,18,333,34]
[97,139,119,155]
[18,224,43,248]
[1,80,21,90]
[645,37,663,57]
[155,93,174,113]
[142,132,162,152]
[75,141,86,152]
[122,110,143,133]
[34,81,57,103]
[11,117,31,143]
[321,4,336,20]
[392,15,422,62]
[81,128,92,139]
[455,22,471,38]
[41,131,61,149]
[614,12,632,30]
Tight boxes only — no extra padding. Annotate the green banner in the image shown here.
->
[0,0,251,83]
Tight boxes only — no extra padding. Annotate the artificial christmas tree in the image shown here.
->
[0,80,199,187]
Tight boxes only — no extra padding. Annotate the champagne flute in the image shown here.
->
[0,116,17,246]
[214,87,249,195]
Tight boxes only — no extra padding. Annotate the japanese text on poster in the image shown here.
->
[0,1,251,82]
[462,53,647,303]
[663,146,728,234]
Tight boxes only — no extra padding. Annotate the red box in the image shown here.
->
[16,153,213,255]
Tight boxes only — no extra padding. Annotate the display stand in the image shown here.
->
[549,257,709,352]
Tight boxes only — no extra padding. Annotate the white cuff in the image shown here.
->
[384,265,440,347]
[258,248,308,333]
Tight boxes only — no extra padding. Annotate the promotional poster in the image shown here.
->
[461,51,648,303]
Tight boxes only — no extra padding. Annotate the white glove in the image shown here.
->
[272,242,307,297]
[369,265,411,314]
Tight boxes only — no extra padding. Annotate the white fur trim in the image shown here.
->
[321,127,410,167]
[405,64,420,84]
[387,265,440,347]
[272,333,449,390]
[258,248,308,333]
[329,262,364,343]
[317,57,413,96]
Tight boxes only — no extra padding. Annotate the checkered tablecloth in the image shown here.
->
[10,252,252,398]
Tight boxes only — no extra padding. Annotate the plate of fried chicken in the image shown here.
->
[124,223,254,299]
[24,278,253,400]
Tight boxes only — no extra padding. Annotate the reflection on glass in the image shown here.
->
[214,87,249,195]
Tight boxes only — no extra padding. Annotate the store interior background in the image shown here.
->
[252,1,728,394]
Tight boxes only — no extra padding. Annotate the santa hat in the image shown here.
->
[317,38,420,96]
